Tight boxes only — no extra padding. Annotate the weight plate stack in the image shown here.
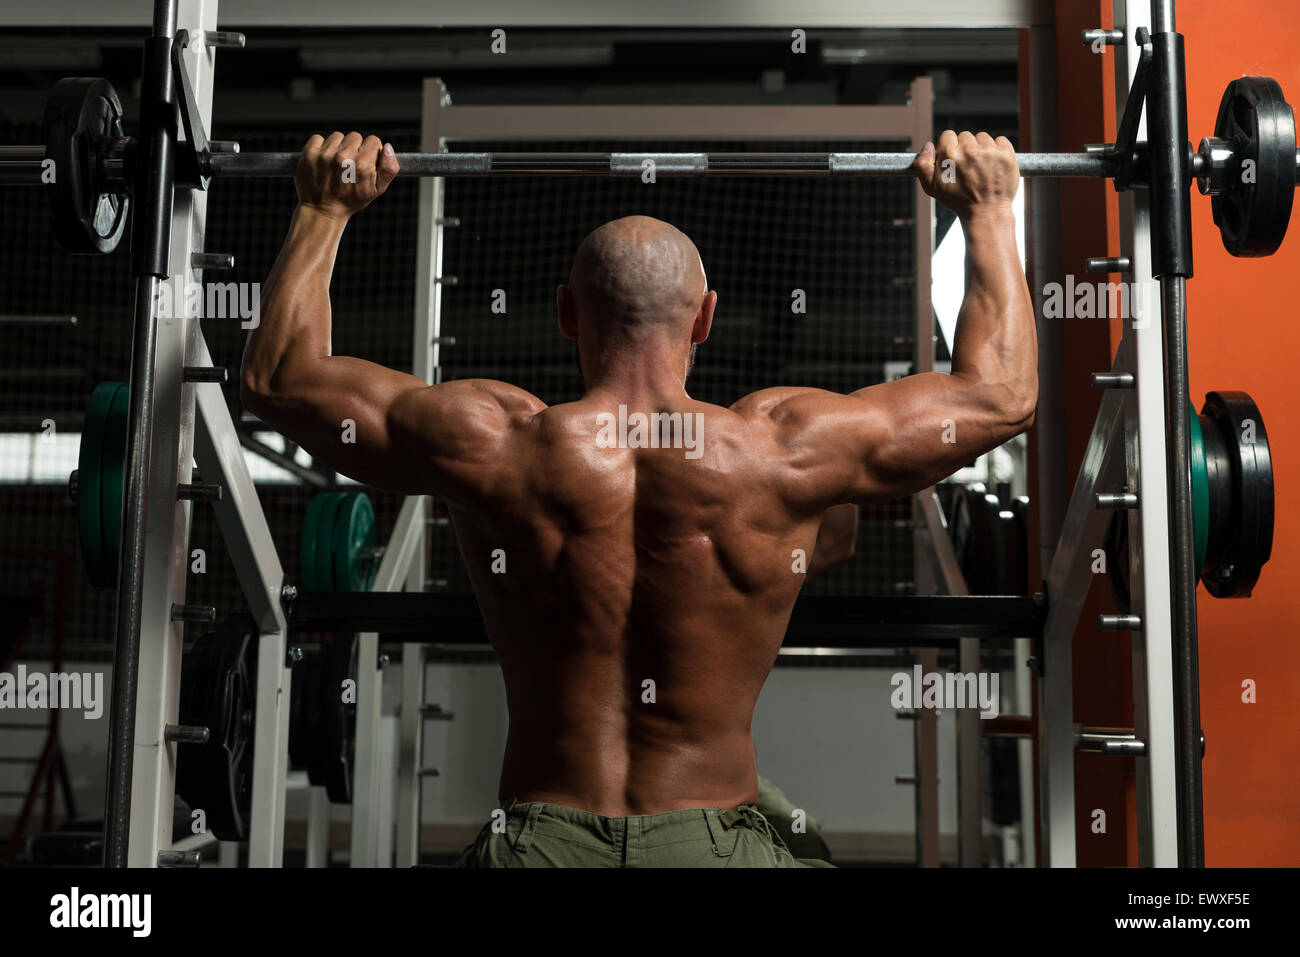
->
[1108,392,1275,602]
[176,616,258,841]
[300,491,379,592]
[1199,391,1274,597]
[958,487,1005,594]
[42,77,129,255]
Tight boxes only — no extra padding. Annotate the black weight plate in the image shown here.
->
[299,657,324,787]
[177,636,217,780]
[960,486,1004,594]
[1200,392,1274,598]
[983,493,1008,593]
[222,622,257,840]
[43,77,129,255]
[317,635,358,804]
[176,616,258,841]
[288,653,310,772]
[946,485,973,567]
[177,633,226,837]
[1211,76,1296,257]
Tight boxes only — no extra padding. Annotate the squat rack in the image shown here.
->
[13,0,1253,866]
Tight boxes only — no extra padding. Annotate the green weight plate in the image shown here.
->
[314,492,346,592]
[300,493,330,592]
[333,493,376,592]
[78,382,121,587]
[100,383,129,589]
[1189,405,1209,577]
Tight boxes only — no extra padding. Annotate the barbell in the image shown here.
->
[0,73,1297,257]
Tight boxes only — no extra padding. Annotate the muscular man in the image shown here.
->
[754,502,859,864]
[242,131,1035,868]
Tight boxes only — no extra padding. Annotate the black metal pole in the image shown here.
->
[102,0,178,869]
[1147,0,1205,867]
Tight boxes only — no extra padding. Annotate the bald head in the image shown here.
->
[567,216,708,334]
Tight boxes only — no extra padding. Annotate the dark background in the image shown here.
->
[0,27,1022,662]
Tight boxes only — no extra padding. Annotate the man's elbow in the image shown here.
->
[1007,379,1038,433]
[239,366,276,419]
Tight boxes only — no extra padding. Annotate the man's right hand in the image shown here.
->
[912,130,1020,221]
[295,131,400,223]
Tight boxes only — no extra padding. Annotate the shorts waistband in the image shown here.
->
[497,798,780,859]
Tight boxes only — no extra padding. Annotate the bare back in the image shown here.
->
[451,397,822,815]
[243,143,1034,821]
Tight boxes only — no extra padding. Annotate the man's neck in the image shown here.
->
[583,343,692,407]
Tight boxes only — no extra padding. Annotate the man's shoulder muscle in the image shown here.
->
[389,379,546,500]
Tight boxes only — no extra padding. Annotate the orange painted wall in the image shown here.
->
[1033,1,1299,865]
[1178,0,1300,866]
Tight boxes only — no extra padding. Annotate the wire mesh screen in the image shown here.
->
[433,138,918,596]
[0,113,135,664]
[0,126,421,662]
[0,126,922,663]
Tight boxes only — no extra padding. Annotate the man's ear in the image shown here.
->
[691,290,717,344]
[557,284,578,340]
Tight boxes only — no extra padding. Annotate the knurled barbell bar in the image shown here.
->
[0,74,1297,257]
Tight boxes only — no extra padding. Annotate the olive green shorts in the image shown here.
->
[755,775,833,863]
[453,798,835,868]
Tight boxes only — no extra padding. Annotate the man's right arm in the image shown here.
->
[733,130,1036,512]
